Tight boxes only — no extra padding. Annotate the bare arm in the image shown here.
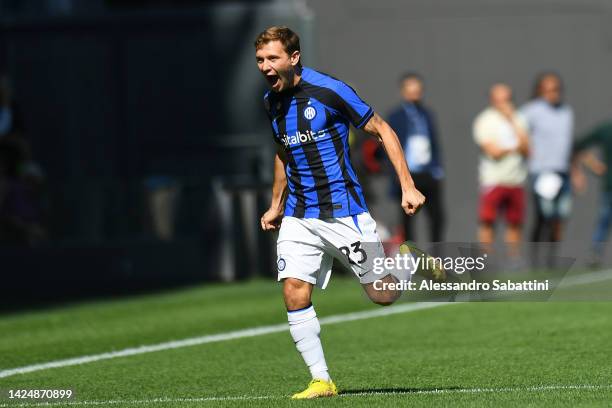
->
[363,112,425,215]
[479,103,529,160]
[580,151,607,176]
[479,119,529,160]
[571,151,607,194]
[261,147,288,231]
[511,120,530,157]
[480,140,513,160]
[270,149,288,210]
[363,112,414,191]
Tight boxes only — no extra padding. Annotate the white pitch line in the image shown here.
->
[557,268,612,288]
[0,384,611,407]
[0,302,448,379]
[1,268,611,381]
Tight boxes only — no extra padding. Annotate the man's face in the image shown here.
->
[400,78,423,103]
[256,40,300,93]
[540,76,562,105]
[490,84,512,108]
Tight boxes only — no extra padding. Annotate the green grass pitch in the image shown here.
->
[0,275,611,407]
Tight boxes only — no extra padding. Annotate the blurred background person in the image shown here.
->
[572,121,611,268]
[386,73,445,243]
[520,72,574,267]
[473,83,529,261]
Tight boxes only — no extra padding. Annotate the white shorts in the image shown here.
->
[276,212,387,289]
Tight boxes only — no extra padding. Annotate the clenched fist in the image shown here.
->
[401,186,426,216]
[260,207,284,231]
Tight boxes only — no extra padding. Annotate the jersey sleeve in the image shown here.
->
[333,82,374,129]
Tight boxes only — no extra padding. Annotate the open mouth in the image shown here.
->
[266,74,280,88]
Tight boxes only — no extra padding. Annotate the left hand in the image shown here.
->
[571,167,587,194]
[401,185,426,216]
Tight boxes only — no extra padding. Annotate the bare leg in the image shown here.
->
[361,274,402,306]
[283,278,313,310]
[478,222,495,253]
[505,223,522,258]
[551,220,563,242]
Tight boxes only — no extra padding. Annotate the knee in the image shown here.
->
[369,290,401,307]
[283,278,312,310]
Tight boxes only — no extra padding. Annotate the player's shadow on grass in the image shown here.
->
[340,386,462,395]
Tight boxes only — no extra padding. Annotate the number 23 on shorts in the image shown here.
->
[338,241,367,265]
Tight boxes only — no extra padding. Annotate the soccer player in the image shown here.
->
[255,26,425,399]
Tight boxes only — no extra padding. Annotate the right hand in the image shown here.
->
[260,207,283,231]
[401,185,426,216]
[590,160,607,177]
[496,101,515,121]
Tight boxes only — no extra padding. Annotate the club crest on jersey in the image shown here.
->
[277,257,286,271]
[303,106,317,120]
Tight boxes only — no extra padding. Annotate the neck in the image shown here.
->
[545,99,561,107]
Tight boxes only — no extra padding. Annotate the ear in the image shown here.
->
[290,50,301,67]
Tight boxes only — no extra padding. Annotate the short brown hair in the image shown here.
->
[254,26,301,56]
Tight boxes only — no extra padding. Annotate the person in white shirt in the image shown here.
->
[473,83,530,258]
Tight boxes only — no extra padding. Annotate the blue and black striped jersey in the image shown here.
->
[264,67,373,219]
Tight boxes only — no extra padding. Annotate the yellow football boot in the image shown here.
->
[291,378,338,399]
[400,241,446,282]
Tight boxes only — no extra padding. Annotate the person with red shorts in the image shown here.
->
[473,84,530,259]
